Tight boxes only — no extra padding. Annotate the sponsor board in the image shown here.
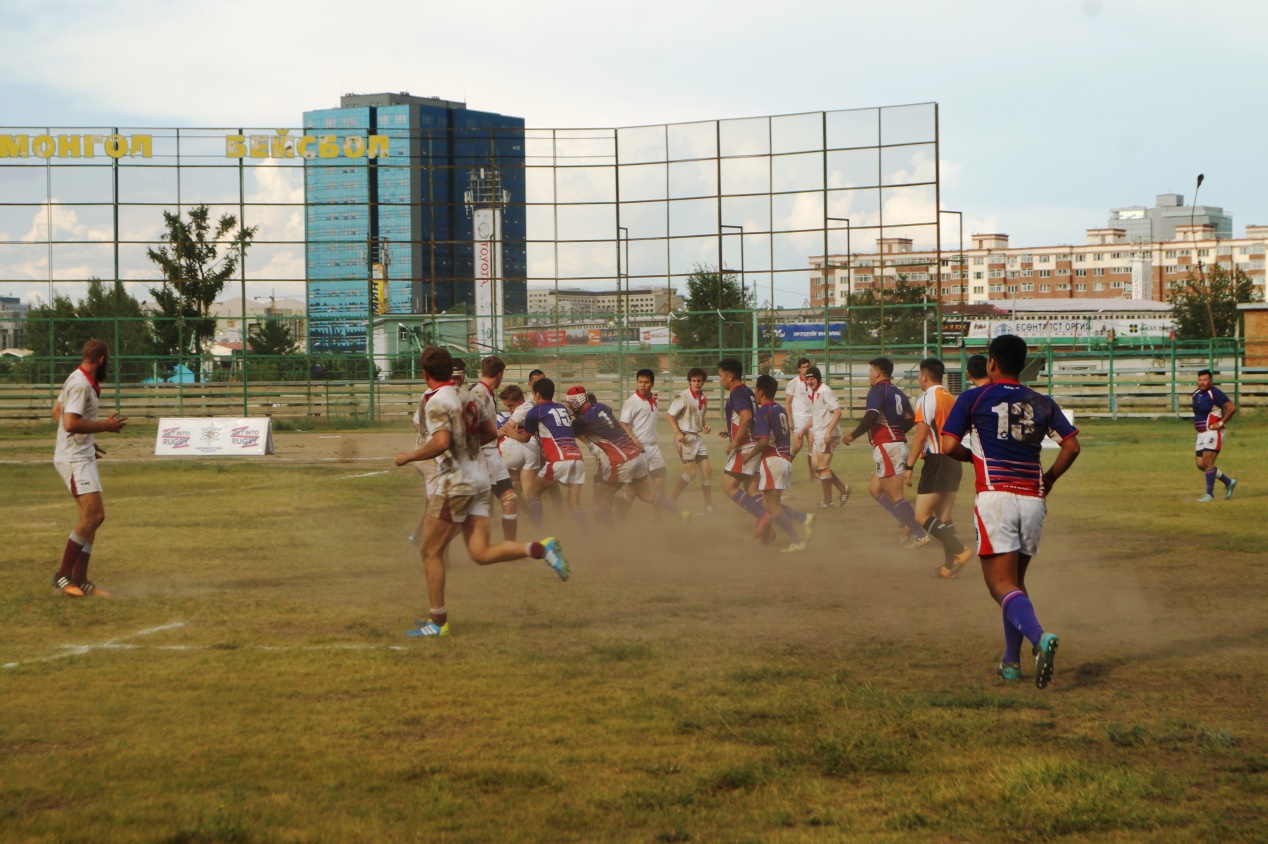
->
[155,418,276,456]
[774,323,847,342]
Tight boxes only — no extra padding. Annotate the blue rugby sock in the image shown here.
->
[732,491,767,520]
[775,512,802,542]
[1002,590,1044,651]
[1214,468,1230,486]
[1205,469,1216,496]
[781,504,807,524]
[891,498,928,538]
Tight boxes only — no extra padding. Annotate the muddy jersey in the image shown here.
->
[54,366,101,463]
[424,384,490,497]
[808,384,841,439]
[667,387,708,433]
[470,380,501,457]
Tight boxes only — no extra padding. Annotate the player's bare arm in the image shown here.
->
[941,433,972,463]
[396,429,451,466]
[1215,399,1237,428]
[1041,434,1081,495]
[64,411,127,434]
[666,411,685,442]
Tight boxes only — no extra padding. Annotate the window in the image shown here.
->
[1039,255,1050,263]
[1093,282,1105,291]
[1007,270,1018,279]
[973,286,985,294]
[1197,248,1210,257]
[1039,270,1051,278]
[1007,257,1017,267]
[972,257,984,265]
[1165,265,1180,274]
[989,284,1004,293]
[1074,253,1086,262]
[1075,269,1087,277]
[973,271,984,280]
[989,269,1005,278]
[1039,284,1050,292]
[1021,269,1033,277]
[1056,283,1070,291]
[1094,253,1104,261]
[1093,268,1105,276]
[1007,285,1018,293]
[1165,250,1177,259]
[1111,281,1125,289]
[1111,252,1126,260]
[1021,283,1035,292]
[1179,249,1191,257]
[1218,245,1233,256]
[1076,283,1087,291]
[855,274,872,284]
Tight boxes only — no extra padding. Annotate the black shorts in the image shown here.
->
[492,477,515,499]
[917,453,962,495]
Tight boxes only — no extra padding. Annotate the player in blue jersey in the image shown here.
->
[842,357,928,545]
[717,358,811,541]
[752,375,808,551]
[941,334,1080,688]
[507,378,588,534]
[1191,369,1238,502]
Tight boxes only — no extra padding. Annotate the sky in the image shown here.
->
[2,0,1266,308]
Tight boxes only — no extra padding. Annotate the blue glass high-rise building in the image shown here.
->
[304,93,526,354]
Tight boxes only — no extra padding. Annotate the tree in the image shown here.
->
[147,205,257,381]
[842,276,935,350]
[674,265,753,350]
[1168,263,1262,340]
[247,320,299,357]
[21,279,151,382]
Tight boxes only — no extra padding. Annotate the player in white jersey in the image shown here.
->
[619,369,667,493]
[785,357,815,481]
[472,356,518,541]
[50,339,127,597]
[497,384,529,480]
[666,367,714,511]
[395,348,569,638]
[793,366,851,509]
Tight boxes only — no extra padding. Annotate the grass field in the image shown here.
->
[1,416,1265,842]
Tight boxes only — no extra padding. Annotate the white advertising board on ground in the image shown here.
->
[155,418,276,456]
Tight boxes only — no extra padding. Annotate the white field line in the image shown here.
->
[2,621,405,670]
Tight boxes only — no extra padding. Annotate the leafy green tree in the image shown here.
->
[147,205,257,381]
[842,276,936,350]
[21,279,151,382]
[672,266,753,373]
[1168,263,1261,340]
[247,320,299,357]
[23,292,82,359]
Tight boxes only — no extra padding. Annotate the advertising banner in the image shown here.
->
[638,326,674,345]
[966,316,1173,342]
[473,208,504,352]
[774,323,847,343]
[155,418,276,456]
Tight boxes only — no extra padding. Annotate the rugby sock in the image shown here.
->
[502,514,517,541]
[526,497,544,524]
[525,542,546,560]
[71,543,93,584]
[652,494,682,515]
[820,479,834,504]
[1214,468,1231,487]
[923,517,966,560]
[429,606,447,628]
[1001,593,1026,665]
[1204,469,1216,496]
[731,491,767,520]
[671,474,690,502]
[701,480,713,507]
[1001,590,1044,651]
[57,532,86,580]
[781,505,807,524]
[891,499,928,538]
[775,512,802,542]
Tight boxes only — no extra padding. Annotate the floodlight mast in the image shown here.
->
[466,167,509,354]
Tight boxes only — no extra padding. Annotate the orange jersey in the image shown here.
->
[914,384,955,454]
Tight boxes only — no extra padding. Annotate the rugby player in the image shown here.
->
[842,357,928,544]
[568,386,688,522]
[497,384,528,494]
[503,369,549,521]
[906,358,972,578]
[966,354,990,388]
[717,358,811,540]
[1191,369,1238,502]
[394,347,569,638]
[471,356,518,540]
[785,357,815,481]
[666,367,714,512]
[508,377,588,533]
[753,375,807,551]
[620,369,667,494]
[941,334,1080,688]
[795,366,851,509]
[51,339,127,597]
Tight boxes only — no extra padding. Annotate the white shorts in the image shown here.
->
[523,439,544,472]
[872,442,910,478]
[812,432,841,456]
[500,439,527,474]
[1195,430,1223,454]
[792,411,811,435]
[483,449,511,484]
[540,459,586,486]
[973,490,1047,557]
[642,442,666,474]
[725,444,762,477]
[596,451,650,485]
[757,454,792,491]
[676,433,709,463]
[55,460,101,497]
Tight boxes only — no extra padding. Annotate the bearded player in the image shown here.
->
[1192,369,1238,502]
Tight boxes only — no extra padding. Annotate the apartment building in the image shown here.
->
[810,224,1267,308]
[527,287,684,317]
